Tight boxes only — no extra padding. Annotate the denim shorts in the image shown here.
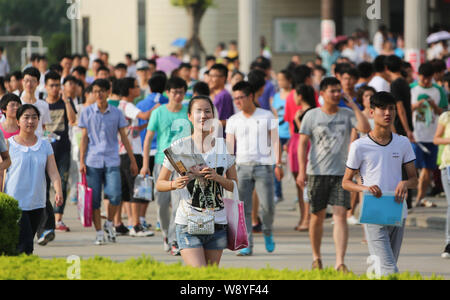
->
[176,224,228,250]
[86,166,122,210]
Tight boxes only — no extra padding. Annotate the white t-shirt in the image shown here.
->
[162,137,236,225]
[368,76,391,93]
[118,100,143,155]
[410,83,447,143]
[346,133,416,218]
[20,97,52,137]
[225,108,277,165]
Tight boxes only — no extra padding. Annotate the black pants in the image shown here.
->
[37,199,55,238]
[18,208,44,255]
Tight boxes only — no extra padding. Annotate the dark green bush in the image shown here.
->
[0,193,21,256]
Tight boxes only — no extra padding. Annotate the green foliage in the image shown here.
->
[0,0,70,36]
[0,255,443,280]
[0,193,21,256]
[170,0,214,9]
[47,33,71,66]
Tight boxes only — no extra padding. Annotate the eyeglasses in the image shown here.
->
[93,89,106,95]
[233,95,248,101]
[23,79,37,84]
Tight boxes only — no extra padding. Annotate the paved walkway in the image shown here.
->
[34,172,450,279]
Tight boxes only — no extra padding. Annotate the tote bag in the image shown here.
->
[223,180,248,251]
[77,173,93,227]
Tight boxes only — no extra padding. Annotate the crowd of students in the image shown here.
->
[0,29,449,275]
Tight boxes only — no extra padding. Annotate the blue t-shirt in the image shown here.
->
[272,93,290,139]
[137,93,169,150]
[258,80,276,111]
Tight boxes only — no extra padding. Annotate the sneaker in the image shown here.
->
[142,221,152,230]
[347,216,360,225]
[274,196,284,205]
[103,221,116,243]
[130,224,155,237]
[163,237,170,252]
[170,242,181,256]
[442,244,450,259]
[55,222,70,232]
[236,247,253,256]
[37,230,55,246]
[155,221,161,232]
[95,234,106,246]
[264,234,275,253]
[115,223,130,236]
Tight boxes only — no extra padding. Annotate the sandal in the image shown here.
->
[418,200,437,208]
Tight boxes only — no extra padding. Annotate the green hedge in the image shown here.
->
[0,193,21,256]
[0,255,442,280]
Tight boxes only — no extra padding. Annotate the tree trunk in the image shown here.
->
[184,3,206,58]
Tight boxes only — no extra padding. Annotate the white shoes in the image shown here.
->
[347,216,360,225]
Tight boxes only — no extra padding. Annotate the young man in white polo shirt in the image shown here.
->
[226,81,283,256]
[343,92,418,276]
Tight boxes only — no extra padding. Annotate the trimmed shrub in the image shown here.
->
[0,255,443,280]
[0,193,21,256]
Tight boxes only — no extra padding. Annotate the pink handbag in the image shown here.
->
[77,173,93,227]
[223,181,248,251]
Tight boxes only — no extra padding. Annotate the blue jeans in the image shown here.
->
[440,169,450,245]
[86,166,122,210]
[274,138,289,198]
[236,164,275,250]
[176,224,228,250]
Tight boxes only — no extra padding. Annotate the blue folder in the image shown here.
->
[359,192,404,227]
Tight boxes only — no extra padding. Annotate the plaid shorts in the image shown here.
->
[307,175,351,214]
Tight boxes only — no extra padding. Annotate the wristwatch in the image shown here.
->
[276,164,283,169]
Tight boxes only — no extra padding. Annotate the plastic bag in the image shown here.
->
[133,175,153,201]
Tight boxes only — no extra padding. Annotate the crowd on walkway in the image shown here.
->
[0,24,449,276]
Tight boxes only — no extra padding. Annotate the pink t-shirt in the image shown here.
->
[0,123,20,139]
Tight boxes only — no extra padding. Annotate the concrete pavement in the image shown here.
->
[34,172,450,279]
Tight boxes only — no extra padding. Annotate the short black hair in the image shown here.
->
[357,62,374,79]
[148,59,157,67]
[385,55,403,73]
[340,67,359,79]
[17,104,40,121]
[119,77,136,97]
[335,63,352,75]
[0,77,5,93]
[370,91,396,109]
[320,77,341,91]
[232,81,254,96]
[23,67,40,81]
[205,55,216,63]
[356,85,376,107]
[166,76,187,92]
[431,59,446,73]
[45,71,61,83]
[192,81,210,96]
[93,58,104,66]
[91,79,111,91]
[209,63,228,79]
[279,69,294,85]
[148,74,167,94]
[60,55,73,61]
[373,55,387,73]
[10,71,23,80]
[179,63,192,70]
[292,65,312,85]
[418,62,434,77]
[63,75,78,85]
[247,69,266,92]
[72,66,87,76]
[115,63,128,70]
[254,56,272,70]
[0,93,22,112]
[96,66,110,75]
[49,64,63,74]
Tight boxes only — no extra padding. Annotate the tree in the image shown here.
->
[170,0,214,58]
